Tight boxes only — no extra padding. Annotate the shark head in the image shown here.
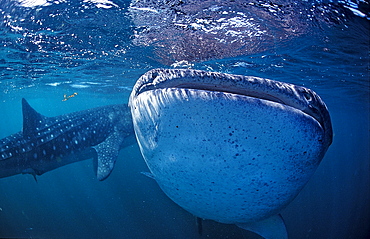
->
[129,68,333,238]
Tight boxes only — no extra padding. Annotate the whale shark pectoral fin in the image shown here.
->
[93,132,123,181]
[236,214,288,239]
[21,168,39,182]
[140,171,155,179]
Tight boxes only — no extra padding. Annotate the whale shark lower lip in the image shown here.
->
[131,69,333,146]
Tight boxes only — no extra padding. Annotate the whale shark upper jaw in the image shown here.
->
[132,69,316,117]
[130,68,333,147]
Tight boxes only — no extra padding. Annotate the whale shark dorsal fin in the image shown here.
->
[236,214,288,239]
[22,98,47,137]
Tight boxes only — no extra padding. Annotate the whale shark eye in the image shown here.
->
[150,71,159,80]
[303,91,313,102]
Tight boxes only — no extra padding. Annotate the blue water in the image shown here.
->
[0,0,369,238]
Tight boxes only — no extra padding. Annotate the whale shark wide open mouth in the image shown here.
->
[130,68,333,146]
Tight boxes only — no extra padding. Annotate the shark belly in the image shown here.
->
[131,88,325,224]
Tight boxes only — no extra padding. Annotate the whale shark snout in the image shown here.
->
[129,68,333,239]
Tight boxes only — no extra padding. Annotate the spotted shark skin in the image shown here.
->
[0,99,135,181]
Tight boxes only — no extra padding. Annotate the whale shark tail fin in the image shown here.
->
[236,214,288,239]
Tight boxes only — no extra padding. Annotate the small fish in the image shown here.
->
[62,92,78,101]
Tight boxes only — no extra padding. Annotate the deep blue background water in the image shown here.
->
[0,0,369,238]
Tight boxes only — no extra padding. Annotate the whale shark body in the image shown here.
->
[0,69,333,238]
[0,99,135,181]
[129,69,333,238]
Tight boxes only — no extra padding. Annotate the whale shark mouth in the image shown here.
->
[130,69,333,146]
[166,82,287,105]
[133,69,316,120]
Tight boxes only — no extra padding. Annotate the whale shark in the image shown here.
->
[0,99,135,181]
[129,69,333,238]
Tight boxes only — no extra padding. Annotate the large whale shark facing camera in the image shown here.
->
[129,69,333,238]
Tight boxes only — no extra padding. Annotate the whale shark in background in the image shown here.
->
[129,69,333,239]
[0,99,135,181]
